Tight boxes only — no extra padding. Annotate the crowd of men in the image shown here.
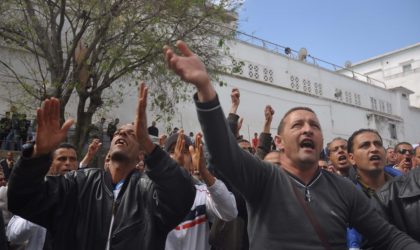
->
[0,112,32,151]
[0,41,419,250]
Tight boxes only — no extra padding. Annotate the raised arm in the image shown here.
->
[79,138,102,168]
[227,88,242,138]
[135,82,195,231]
[164,41,273,203]
[7,98,76,228]
[255,105,275,160]
[190,133,237,221]
[164,41,216,102]
[32,98,74,157]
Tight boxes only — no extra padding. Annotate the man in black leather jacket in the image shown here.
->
[376,166,420,242]
[7,83,196,250]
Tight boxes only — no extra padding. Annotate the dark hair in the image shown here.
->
[394,142,413,152]
[326,137,347,156]
[347,129,382,153]
[237,138,250,144]
[53,142,77,155]
[277,107,316,135]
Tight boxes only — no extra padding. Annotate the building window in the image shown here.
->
[402,64,412,73]
[345,91,352,104]
[354,93,361,106]
[389,123,397,139]
[370,97,377,110]
[314,82,323,96]
[379,100,385,112]
[386,103,392,114]
[263,68,273,83]
[290,75,300,90]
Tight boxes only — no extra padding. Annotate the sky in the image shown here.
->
[237,0,420,67]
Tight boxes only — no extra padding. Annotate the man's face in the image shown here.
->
[328,139,350,171]
[348,132,386,173]
[264,151,281,166]
[395,144,414,171]
[277,110,323,168]
[318,160,328,171]
[6,152,13,161]
[51,148,78,175]
[415,147,420,168]
[386,148,396,165]
[109,124,140,163]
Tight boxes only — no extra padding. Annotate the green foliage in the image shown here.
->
[0,0,241,146]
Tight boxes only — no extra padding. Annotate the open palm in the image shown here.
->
[34,98,74,157]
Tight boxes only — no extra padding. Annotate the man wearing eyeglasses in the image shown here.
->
[393,142,414,174]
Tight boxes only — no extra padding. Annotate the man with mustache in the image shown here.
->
[163,40,420,249]
[393,142,414,174]
[346,128,395,249]
[327,137,354,178]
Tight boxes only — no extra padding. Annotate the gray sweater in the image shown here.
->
[195,94,420,250]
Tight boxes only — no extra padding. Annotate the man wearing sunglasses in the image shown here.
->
[393,142,414,174]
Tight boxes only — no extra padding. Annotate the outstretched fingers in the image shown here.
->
[176,40,193,57]
[135,82,148,138]
[61,119,74,134]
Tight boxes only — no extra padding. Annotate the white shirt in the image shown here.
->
[165,179,237,250]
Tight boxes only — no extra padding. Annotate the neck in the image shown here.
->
[357,169,386,190]
[108,161,135,184]
[281,158,318,185]
[336,167,350,177]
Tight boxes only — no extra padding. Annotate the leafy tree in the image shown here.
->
[0,0,240,151]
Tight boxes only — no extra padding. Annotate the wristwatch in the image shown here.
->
[22,143,35,158]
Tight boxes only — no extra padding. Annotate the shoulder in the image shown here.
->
[320,170,358,191]
[378,168,420,201]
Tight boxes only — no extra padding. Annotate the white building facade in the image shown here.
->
[339,43,420,108]
[1,37,420,147]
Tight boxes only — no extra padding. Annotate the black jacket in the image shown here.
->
[7,146,195,250]
[376,167,420,242]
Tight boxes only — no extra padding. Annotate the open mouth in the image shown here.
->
[115,138,127,146]
[369,155,381,161]
[405,157,412,164]
[300,139,315,149]
[338,155,347,161]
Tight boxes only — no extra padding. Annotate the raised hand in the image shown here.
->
[87,139,102,156]
[189,133,215,186]
[263,105,275,133]
[33,98,74,157]
[230,88,240,114]
[134,82,155,154]
[173,130,187,168]
[163,40,216,102]
[237,117,244,136]
[80,138,102,167]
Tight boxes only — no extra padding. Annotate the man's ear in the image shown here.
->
[348,153,356,166]
[274,135,284,151]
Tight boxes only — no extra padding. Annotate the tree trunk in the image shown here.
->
[72,96,92,157]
